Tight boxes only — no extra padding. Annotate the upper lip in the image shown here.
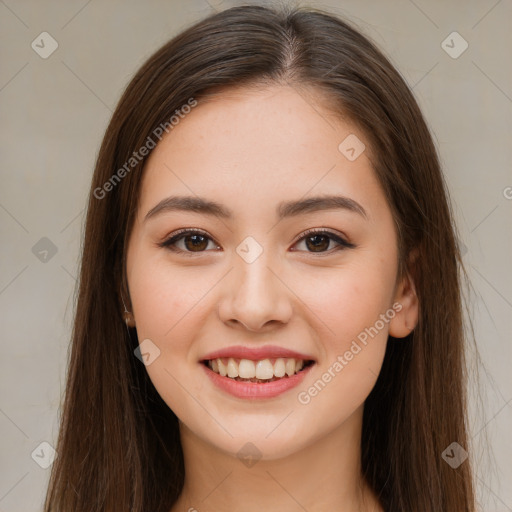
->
[201,345,316,362]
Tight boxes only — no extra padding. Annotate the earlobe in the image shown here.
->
[120,288,136,328]
[389,254,419,338]
[123,311,136,328]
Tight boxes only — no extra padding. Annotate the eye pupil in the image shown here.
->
[185,234,208,251]
[306,234,330,252]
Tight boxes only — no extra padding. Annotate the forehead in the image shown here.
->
[137,84,385,223]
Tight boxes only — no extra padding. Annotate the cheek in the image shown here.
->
[129,260,210,340]
[294,259,395,354]
[293,267,392,430]
[128,262,210,416]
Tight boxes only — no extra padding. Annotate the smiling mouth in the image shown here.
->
[202,357,315,383]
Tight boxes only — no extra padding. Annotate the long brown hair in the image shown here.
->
[44,4,476,511]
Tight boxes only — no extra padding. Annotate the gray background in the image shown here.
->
[0,0,511,510]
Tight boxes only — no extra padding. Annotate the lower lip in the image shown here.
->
[201,362,314,399]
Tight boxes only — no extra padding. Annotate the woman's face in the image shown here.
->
[126,85,417,459]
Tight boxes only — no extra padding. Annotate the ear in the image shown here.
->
[119,276,136,328]
[389,249,419,338]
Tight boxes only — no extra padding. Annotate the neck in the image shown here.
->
[170,406,382,512]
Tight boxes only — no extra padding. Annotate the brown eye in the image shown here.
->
[182,233,209,252]
[304,233,331,252]
[159,228,354,256]
[159,229,218,254]
[292,229,355,254]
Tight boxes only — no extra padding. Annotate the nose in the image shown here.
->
[217,249,293,333]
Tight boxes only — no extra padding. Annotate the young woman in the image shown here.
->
[44,5,476,511]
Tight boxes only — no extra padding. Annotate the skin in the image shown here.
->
[125,84,419,512]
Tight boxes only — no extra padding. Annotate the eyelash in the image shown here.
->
[158,227,355,256]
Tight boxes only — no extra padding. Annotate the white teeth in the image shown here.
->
[285,358,296,376]
[274,358,286,377]
[208,356,310,380]
[218,359,227,377]
[227,357,239,378]
[255,359,274,379]
[238,359,256,378]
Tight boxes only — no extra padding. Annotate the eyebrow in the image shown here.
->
[144,194,368,223]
